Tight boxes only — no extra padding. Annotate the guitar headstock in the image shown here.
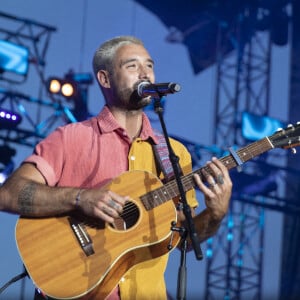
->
[269,122,300,151]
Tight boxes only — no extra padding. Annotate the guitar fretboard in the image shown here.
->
[141,137,274,210]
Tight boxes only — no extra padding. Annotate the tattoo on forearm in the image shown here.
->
[201,221,221,240]
[18,182,36,214]
[195,216,222,243]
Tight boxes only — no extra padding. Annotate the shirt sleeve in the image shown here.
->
[24,127,65,186]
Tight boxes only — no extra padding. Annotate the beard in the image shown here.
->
[111,80,152,111]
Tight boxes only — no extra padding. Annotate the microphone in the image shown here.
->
[137,82,181,98]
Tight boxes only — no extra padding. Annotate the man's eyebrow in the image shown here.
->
[120,58,154,67]
[146,58,155,65]
[120,58,136,66]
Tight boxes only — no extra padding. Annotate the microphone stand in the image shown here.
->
[153,96,203,300]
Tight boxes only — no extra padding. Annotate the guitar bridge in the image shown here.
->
[68,216,95,256]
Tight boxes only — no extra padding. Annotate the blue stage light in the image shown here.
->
[0,40,29,76]
[0,108,22,128]
[241,112,285,141]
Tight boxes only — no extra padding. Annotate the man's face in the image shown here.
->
[107,43,155,110]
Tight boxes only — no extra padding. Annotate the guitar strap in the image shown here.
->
[153,130,182,183]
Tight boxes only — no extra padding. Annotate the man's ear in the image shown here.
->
[97,70,110,88]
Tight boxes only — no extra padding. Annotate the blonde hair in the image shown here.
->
[92,36,144,76]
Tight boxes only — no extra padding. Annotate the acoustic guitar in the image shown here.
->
[15,123,300,299]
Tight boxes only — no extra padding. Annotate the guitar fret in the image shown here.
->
[167,181,179,198]
[141,175,196,210]
[155,189,165,205]
[141,181,179,210]
[221,156,236,169]
[181,174,194,193]
[242,139,271,159]
[141,187,168,210]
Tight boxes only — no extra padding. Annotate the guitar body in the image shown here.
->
[15,170,180,299]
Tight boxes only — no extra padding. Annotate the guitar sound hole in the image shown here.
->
[111,201,140,231]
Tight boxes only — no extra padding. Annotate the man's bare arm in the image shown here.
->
[0,162,127,222]
[0,163,79,216]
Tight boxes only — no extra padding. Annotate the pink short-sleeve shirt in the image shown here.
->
[25,106,159,188]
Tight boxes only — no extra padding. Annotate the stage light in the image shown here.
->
[0,40,29,82]
[47,71,93,100]
[47,77,78,99]
[48,79,61,94]
[47,71,93,121]
[241,111,285,141]
[0,108,22,128]
[61,82,75,98]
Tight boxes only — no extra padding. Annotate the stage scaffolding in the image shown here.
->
[0,12,76,149]
[205,5,297,300]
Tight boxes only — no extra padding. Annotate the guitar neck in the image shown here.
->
[141,137,274,210]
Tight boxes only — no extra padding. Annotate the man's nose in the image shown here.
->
[138,65,151,80]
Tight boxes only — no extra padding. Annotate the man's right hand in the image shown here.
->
[75,189,128,223]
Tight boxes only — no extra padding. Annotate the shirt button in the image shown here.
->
[130,155,135,161]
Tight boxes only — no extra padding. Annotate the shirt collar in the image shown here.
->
[96,105,159,144]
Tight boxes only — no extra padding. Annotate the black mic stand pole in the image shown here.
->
[153,96,203,300]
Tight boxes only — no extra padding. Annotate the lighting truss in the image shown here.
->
[0,11,77,148]
[0,88,76,147]
[0,11,56,82]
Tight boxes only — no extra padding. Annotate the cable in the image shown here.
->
[79,0,88,72]
[0,271,28,294]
